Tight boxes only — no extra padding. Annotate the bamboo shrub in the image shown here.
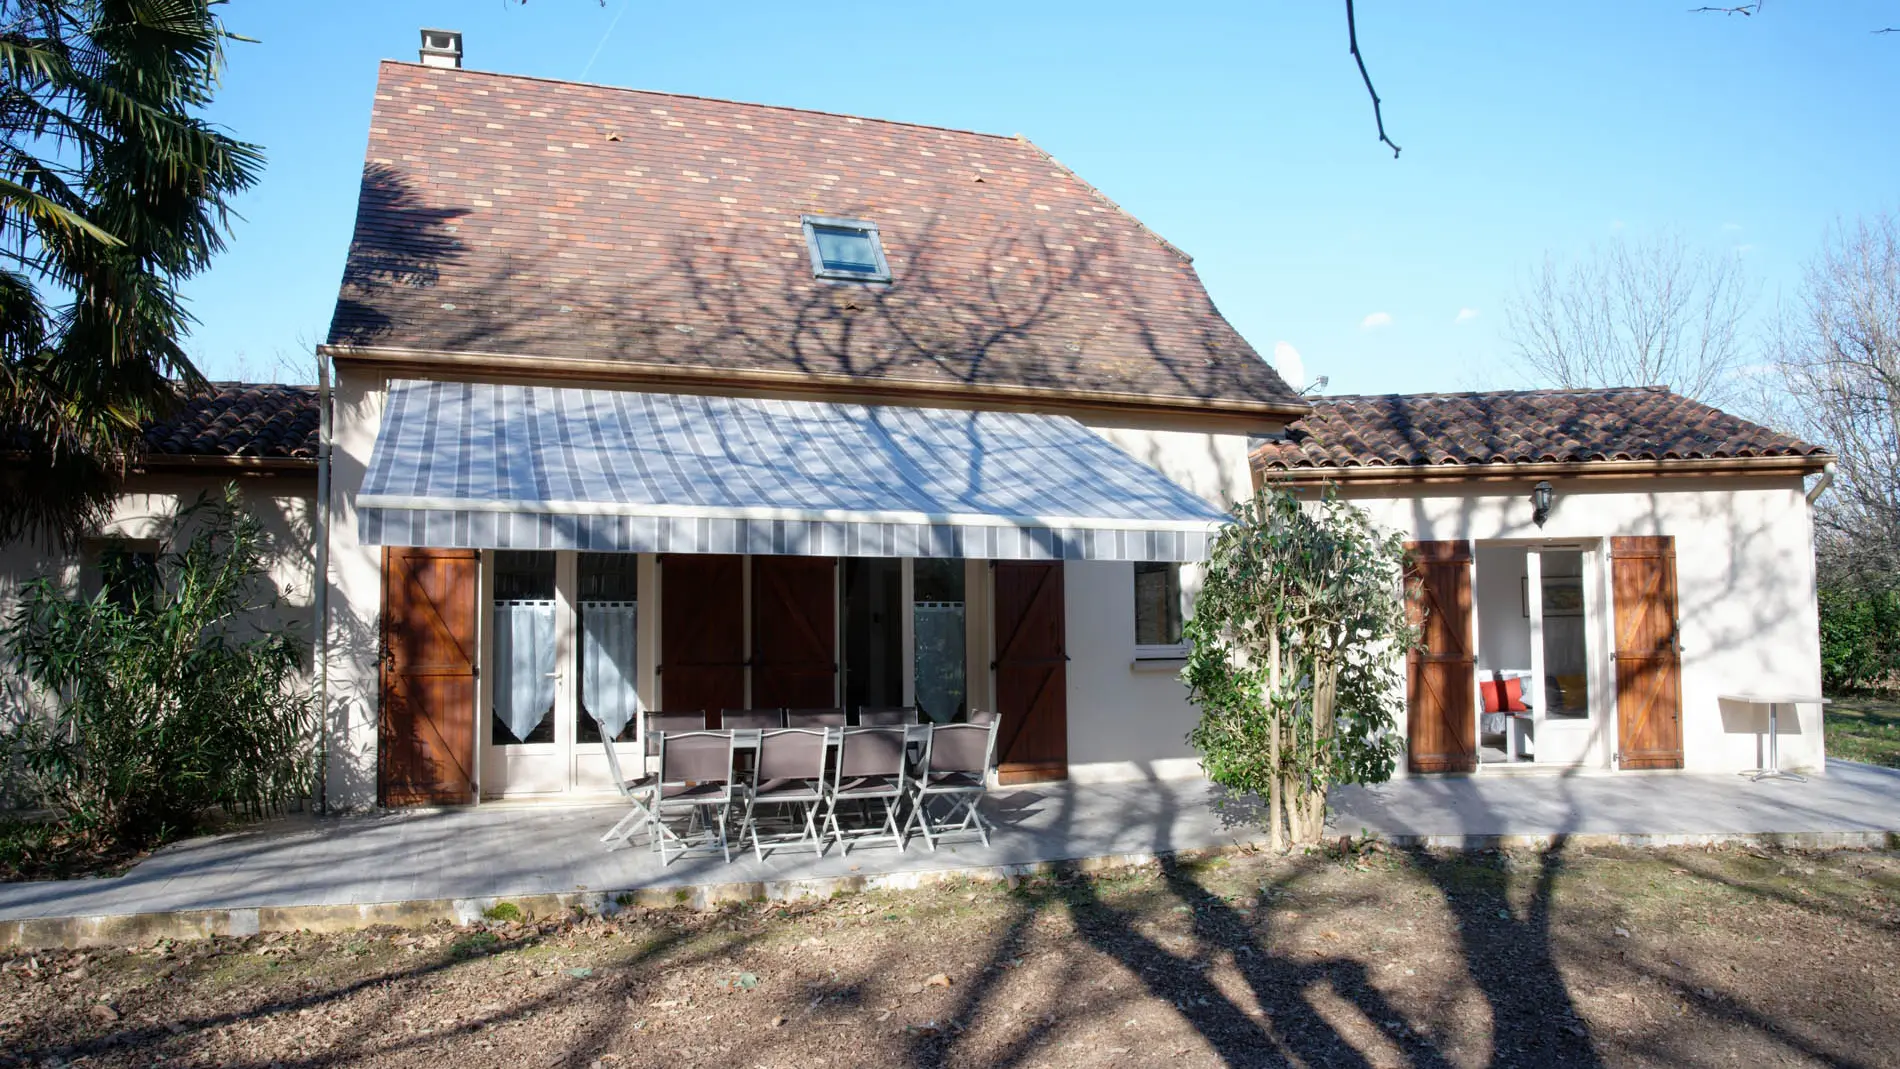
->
[3,485,317,848]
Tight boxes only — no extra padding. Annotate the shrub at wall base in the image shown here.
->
[3,485,316,850]
[1184,486,1413,851]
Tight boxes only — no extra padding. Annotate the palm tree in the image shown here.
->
[0,0,262,546]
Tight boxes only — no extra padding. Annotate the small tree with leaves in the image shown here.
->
[3,485,315,849]
[1184,486,1412,851]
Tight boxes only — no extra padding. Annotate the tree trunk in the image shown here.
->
[1266,633,1285,852]
[1285,659,1339,847]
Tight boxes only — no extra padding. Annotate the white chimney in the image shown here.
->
[418,28,462,69]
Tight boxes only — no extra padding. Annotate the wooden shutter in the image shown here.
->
[752,556,837,709]
[1405,540,1477,774]
[379,547,478,806]
[993,561,1068,784]
[659,554,746,725]
[1612,536,1685,770]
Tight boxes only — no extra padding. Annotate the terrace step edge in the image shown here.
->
[4,827,1896,949]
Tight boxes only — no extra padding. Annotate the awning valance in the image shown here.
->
[356,380,1230,561]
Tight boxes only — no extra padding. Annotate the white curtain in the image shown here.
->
[913,601,966,723]
[582,601,640,739]
[493,600,557,742]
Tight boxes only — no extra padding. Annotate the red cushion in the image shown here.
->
[1481,676,1527,713]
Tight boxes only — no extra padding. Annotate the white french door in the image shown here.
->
[481,551,646,798]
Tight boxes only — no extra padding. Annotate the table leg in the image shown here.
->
[1747,702,1807,783]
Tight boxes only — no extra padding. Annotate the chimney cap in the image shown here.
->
[419,28,462,69]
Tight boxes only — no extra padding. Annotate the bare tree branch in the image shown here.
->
[1344,0,1401,159]
[1772,214,1900,586]
[1502,233,1757,407]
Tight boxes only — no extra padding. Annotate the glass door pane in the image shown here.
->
[1540,550,1590,719]
[843,557,903,715]
[492,551,557,744]
[913,558,966,722]
[578,553,639,743]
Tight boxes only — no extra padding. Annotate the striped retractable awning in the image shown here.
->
[356,380,1232,561]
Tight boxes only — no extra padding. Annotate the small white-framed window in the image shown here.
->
[802,215,892,282]
[84,539,160,609]
[1133,561,1187,659]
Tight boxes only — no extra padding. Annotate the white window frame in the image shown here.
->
[801,215,892,282]
[1133,560,1190,661]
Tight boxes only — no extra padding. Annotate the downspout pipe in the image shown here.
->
[1805,461,1836,505]
[314,353,333,815]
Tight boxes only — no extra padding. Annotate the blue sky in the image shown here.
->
[184,1,1900,399]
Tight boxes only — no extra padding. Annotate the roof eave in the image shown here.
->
[134,455,318,473]
[320,343,1314,421]
[1251,453,1837,486]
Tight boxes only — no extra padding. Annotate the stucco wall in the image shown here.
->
[1062,559,1204,782]
[1326,475,1825,776]
[319,369,1262,801]
[0,474,317,748]
[1058,422,1258,781]
[322,365,388,809]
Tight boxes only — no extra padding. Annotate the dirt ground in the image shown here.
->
[2,842,1897,1069]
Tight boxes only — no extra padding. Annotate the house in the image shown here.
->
[310,44,1307,808]
[0,384,319,719]
[1251,388,1835,776]
[0,38,1840,814]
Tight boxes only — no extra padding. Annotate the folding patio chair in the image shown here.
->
[739,728,829,860]
[785,708,847,729]
[904,718,998,851]
[652,730,737,865]
[644,710,708,758]
[721,709,782,782]
[857,705,919,726]
[596,718,659,851]
[823,726,910,854]
[721,709,784,731]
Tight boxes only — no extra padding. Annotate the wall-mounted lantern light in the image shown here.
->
[1531,480,1554,527]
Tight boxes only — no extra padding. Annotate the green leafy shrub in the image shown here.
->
[1184,487,1413,850]
[3,486,316,850]
[1818,583,1900,693]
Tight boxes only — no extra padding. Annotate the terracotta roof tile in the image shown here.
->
[141,383,319,461]
[1251,387,1830,474]
[325,63,1299,412]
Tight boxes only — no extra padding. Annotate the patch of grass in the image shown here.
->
[449,931,501,959]
[1826,694,1900,768]
[482,901,523,922]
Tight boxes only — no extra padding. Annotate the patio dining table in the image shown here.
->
[1721,692,1828,783]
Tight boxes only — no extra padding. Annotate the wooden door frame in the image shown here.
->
[1611,536,1685,770]
[991,559,1069,784]
[657,553,748,723]
[378,546,480,807]
[750,555,839,709]
[1404,540,1478,774]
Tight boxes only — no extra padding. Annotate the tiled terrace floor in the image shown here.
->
[3,761,1897,926]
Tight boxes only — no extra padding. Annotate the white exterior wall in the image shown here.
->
[322,365,389,809]
[317,367,1269,803]
[0,474,316,740]
[1330,475,1825,776]
[1063,421,1260,782]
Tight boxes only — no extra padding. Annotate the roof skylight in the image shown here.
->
[802,215,891,282]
